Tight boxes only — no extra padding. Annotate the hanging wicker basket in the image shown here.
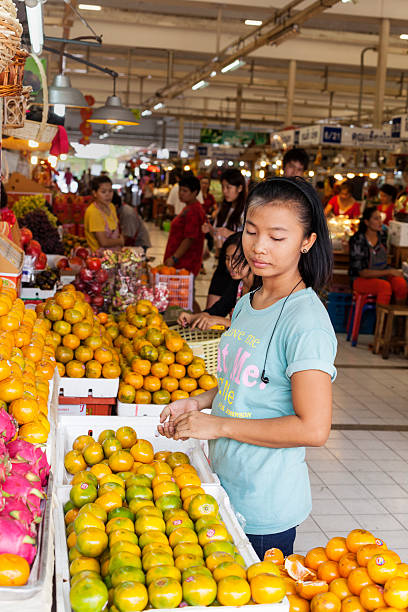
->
[3,53,58,144]
[2,85,31,129]
[0,48,29,97]
[0,1,23,75]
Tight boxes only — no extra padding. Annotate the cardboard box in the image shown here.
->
[0,233,24,292]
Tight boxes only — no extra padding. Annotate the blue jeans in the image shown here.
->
[246,527,297,560]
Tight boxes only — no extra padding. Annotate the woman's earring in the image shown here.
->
[302,248,308,254]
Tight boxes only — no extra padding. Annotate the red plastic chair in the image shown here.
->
[346,291,376,346]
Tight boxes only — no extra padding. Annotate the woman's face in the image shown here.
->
[242,203,316,281]
[222,180,242,203]
[200,178,210,192]
[365,210,383,232]
[379,190,392,205]
[225,244,248,280]
[339,187,351,202]
[93,182,113,205]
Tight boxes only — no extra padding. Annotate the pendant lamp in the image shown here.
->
[87,94,140,126]
[36,74,87,108]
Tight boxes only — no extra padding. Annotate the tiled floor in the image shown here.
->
[147,223,408,560]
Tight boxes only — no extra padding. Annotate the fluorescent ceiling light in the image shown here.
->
[26,2,43,55]
[78,4,102,10]
[221,59,246,73]
[210,70,217,78]
[245,19,262,26]
[153,102,164,110]
[192,80,209,91]
[400,34,408,40]
[141,109,152,117]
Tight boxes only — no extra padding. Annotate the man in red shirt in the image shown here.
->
[164,174,205,276]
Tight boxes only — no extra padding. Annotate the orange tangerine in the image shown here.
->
[360,584,386,611]
[310,593,341,612]
[329,578,352,601]
[347,567,374,596]
[346,530,376,553]
[367,555,398,585]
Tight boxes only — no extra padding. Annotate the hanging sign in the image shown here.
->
[391,115,408,139]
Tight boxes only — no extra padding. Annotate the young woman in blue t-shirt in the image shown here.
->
[158,177,337,559]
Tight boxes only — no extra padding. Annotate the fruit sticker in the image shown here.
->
[376,538,385,547]
[207,529,215,538]
[173,519,182,526]
[80,483,89,490]
[376,557,386,566]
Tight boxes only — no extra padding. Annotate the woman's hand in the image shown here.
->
[164,257,175,266]
[172,411,223,441]
[158,398,200,439]
[387,268,403,277]
[191,313,228,330]
[177,311,194,327]
[202,222,212,234]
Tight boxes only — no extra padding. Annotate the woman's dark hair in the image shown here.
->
[339,180,353,194]
[379,183,397,202]
[235,177,333,292]
[91,175,112,192]
[215,231,243,278]
[357,206,378,233]
[179,174,200,195]
[0,182,8,210]
[216,169,246,230]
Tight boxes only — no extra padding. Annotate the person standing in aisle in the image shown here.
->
[163,175,205,276]
[282,148,309,177]
[159,176,336,559]
[204,168,247,307]
[119,199,151,251]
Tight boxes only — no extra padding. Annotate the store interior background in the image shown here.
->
[5,0,408,560]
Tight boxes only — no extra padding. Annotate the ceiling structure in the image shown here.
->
[40,0,408,149]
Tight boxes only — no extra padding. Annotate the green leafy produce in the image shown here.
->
[12,195,58,227]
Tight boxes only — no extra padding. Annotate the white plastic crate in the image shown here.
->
[55,484,289,612]
[151,273,194,310]
[389,220,408,247]
[58,377,119,398]
[55,415,219,486]
[117,401,162,417]
[20,286,56,300]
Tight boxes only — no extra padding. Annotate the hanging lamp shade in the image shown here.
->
[36,74,88,108]
[87,95,139,126]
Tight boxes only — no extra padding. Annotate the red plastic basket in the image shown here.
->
[150,272,194,310]
[58,396,116,416]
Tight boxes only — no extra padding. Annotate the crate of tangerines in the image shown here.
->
[115,299,217,414]
[271,528,408,612]
[150,265,194,311]
[36,284,121,415]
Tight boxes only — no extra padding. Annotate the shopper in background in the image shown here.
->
[84,175,124,252]
[204,169,247,307]
[282,148,309,177]
[0,182,21,246]
[167,170,203,216]
[378,184,397,225]
[140,179,155,222]
[200,174,217,256]
[159,177,336,558]
[179,232,254,330]
[163,174,205,276]
[349,206,407,305]
[324,180,360,218]
[119,199,151,251]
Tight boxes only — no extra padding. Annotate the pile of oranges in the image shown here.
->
[37,285,121,380]
[63,425,287,611]
[0,280,55,443]
[269,529,408,612]
[114,300,217,405]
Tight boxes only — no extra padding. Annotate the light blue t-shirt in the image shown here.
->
[208,287,337,535]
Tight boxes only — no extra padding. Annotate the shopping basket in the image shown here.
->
[170,324,223,375]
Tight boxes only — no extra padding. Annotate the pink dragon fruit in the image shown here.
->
[0,438,11,483]
[7,439,50,486]
[2,473,45,519]
[0,498,38,534]
[0,408,17,443]
[0,517,37,564]
[10,460,42,484]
